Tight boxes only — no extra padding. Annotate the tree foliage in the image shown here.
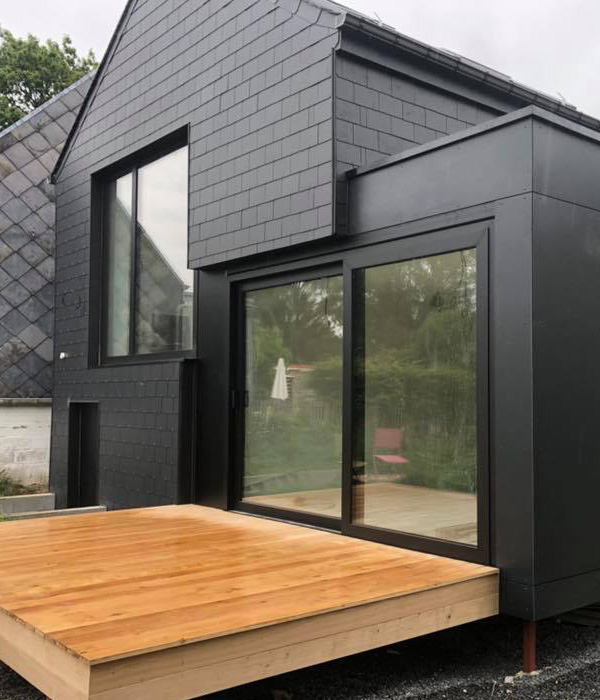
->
[0,28,97,130]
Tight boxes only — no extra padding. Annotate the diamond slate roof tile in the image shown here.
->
[20,158,49,186]
[0,269,12,290]
[24,131,51,156]
[21,186,49,212]
[40,121,67,148]
[36,311,54,337]
[0,183,12,207]
[20,324,46,350]
[3,227,32,251]
[4,142,33,169]
[21,211,47,236]
[35,338,53,362]
[19,241,47,267]
[3,253,31,280]
[3,170,31,196]
[19,295,47,323]
[0,309,29,335]
[0,242,12,264]
[0,72,93,398]
[0,211,12,233]
[43,99,69,120]
[0,296,11,319]
[3,280,30,306]
[35,229,55,255]
[37,203,55,228]
[36,285,54,311]
[19,268,47,294]
[38,148,60,172]
[2,197,33,224]
[0,153,15,177]
[1,364,28,391]
[36,257,54,281]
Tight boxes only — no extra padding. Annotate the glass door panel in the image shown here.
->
[241,275,343,519]
[352,249,478,546]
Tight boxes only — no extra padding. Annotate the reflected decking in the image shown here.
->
[0,505,497,700]
[245,482,477,545]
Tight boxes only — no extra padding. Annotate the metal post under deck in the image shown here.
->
[523,620,537,673]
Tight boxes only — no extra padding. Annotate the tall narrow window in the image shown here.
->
[105,174,133,357]
[102,143,193,359]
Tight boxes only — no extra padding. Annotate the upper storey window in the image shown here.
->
[102,144,193,360]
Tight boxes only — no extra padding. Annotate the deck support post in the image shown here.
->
[523,620,536,673]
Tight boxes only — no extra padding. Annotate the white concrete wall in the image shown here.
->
[0,401,51,487]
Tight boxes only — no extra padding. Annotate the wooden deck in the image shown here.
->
[0,505,499,700]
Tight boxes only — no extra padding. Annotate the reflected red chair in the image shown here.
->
[372,428,409,478]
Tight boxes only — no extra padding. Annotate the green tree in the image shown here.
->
[0,28,97,130]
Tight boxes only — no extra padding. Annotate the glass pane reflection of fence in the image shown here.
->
[353,249,478,546]
[242,276,343,519]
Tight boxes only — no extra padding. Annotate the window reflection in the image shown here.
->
[242,276,344,518]
[103,145,193,358]
[105,173,133,357]
[353,249,478,545]
[136,147,192,354]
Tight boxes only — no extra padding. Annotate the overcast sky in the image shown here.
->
[1,0,599,117]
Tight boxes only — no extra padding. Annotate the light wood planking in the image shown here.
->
[0,505,499,700]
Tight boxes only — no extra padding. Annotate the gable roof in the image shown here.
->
[51,0,600,183]
[50,0,138,183]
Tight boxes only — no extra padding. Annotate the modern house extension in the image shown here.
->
[1,1,600,698]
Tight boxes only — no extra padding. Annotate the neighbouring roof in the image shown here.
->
[0,73,94,399]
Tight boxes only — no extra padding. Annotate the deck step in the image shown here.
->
[0,492,55,515]
[7,505,107,520]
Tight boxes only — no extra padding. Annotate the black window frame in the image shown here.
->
[228,222,490,564]
[90,126,197,367]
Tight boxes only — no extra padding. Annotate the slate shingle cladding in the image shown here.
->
[49,0,346,509]
[333,54,500,232]
[50,0,561,510]
[0,75,93,398]
[57,0,342,269]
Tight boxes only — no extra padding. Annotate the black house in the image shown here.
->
[50,0,600,624]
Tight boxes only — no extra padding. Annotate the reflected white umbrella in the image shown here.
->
[270,357,289,400]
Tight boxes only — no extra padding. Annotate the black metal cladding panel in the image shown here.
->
[0,75,92,398]
[348,119,534,234]
[533,120,600,212]
[532,193,600,585]
[490,194,535,589]
[57,0,342,269]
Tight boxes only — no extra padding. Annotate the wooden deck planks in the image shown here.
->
[0,505,499,700]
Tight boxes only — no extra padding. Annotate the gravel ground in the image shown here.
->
[3,616,600,700]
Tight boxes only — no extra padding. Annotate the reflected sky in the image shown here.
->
[137,146,191,288]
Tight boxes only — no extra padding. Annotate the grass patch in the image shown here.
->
[0,469,45,497]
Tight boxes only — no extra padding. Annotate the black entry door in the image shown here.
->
[68,403,100,507]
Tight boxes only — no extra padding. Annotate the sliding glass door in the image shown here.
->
[233,224,488,560]
[351,249,479,547]
[237,272,344,524]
